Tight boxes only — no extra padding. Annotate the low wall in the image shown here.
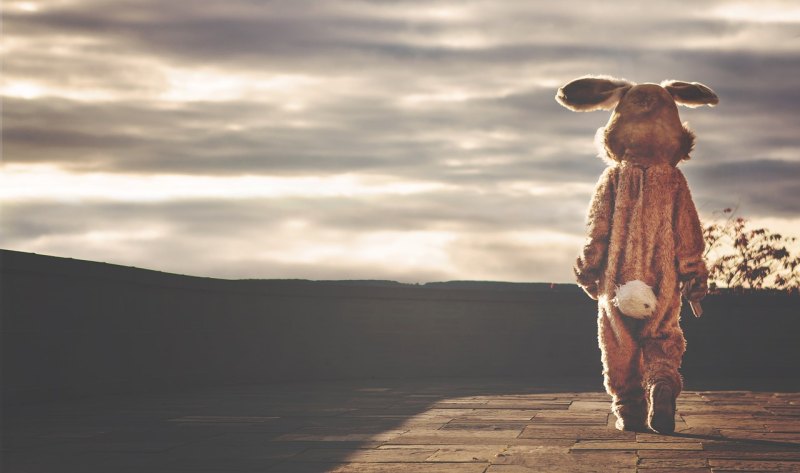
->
[2,249,798,404]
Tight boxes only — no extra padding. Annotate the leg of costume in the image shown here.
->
[640,295,686,395]
[598,303,647,429]
[641,294,686,432]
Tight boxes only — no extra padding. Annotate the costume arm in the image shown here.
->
[674,171,708,301]
[574,167,615,300]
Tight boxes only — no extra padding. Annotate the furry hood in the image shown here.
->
[556,76,718,166]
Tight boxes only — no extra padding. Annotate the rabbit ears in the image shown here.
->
[555,76,718,111]
[555,76,634,112]
[660,80,719,108]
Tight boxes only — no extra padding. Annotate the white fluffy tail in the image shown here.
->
[612,280,657,319]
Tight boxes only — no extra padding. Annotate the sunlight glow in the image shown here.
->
[259,229,458,272]
[0,79,128,102]
[0,165,454,202]
[710,3,800,23]
[159,69,319,102]
[734,216,800,241]
[397,83,525,107]
[10,2,40,12]
[1,82,44,99]
[84,228,166,244]
[400,90,475,106]
[436,32,491,49]
[10,226,171,265]
[350,4,474,23]
[505,181,595,197]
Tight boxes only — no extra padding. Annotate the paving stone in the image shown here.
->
[430,401,491,409]
[530,411,609,425]
[682,415,767,430]
[718,429,800,444]
[640,450,800,461]
[273,430,407,442]
[636,469,710,473]
[766,421,800,433]
[507,438,578,447]
[385,434,574,447]
[327,463,489,472]
[425,444,509,462]
[673,426,723,436]
[571,440,703,450]
[707,458,800,471]
[486,465,636,473]
[768,407,800,416]
[389,427,523,444]
[637,457,709,468]
[484,400,571,409]
[289,447,438,462]
[441,421,531,431]
[637,432,708,443]
[492,450,637,472]
[499,445,573,456]
[569,401,612,411]
[451,409,541,420]
[392,408,475,418]
[265,462,349,473]
[520,425,635,440]
[677,404,771,414]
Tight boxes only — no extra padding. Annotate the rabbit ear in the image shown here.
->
[556,76,634,111]
[661,80,719,107]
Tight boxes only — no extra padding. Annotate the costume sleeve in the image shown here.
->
[574,167,615,299]
[674,171,708,284]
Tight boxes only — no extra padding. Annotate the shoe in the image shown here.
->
[614,415,647,432]
[648,383,676,434]
[613,398,648,432]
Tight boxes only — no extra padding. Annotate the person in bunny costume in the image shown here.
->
[556,76,716,433]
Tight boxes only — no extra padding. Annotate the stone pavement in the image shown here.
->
[3,377,800,472]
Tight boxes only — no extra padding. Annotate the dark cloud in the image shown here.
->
[2,91,603,181]
[686,159,800,217]
[2,188,590,242]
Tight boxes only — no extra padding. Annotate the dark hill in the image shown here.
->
[2,249,798,405]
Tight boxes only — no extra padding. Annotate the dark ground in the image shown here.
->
[3,377,800,473]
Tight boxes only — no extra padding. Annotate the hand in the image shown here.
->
[683,275,708,302]
[582,281,599,300]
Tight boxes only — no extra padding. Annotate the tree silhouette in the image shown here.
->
[703,208,800,294]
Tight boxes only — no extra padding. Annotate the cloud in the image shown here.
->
[2,0,799,281]
[1,195,586,282]
[687,159,800,217]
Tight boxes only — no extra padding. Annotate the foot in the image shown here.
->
[613,398,648,432]
[648,383,676,434]
[614,415,648,432]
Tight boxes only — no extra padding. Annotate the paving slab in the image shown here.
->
[3,377,800,473]
[637,457,709,468]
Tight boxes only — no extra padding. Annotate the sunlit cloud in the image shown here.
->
[260,229,458,273]
[158,69,322,103]
[0,165,455,202]
[1,82,45,100]
[8,1,40,13]
[709,2,800,23]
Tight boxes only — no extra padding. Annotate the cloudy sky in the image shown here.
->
[2,0,799,283]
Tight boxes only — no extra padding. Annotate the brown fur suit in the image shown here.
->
[556,76,717,433]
